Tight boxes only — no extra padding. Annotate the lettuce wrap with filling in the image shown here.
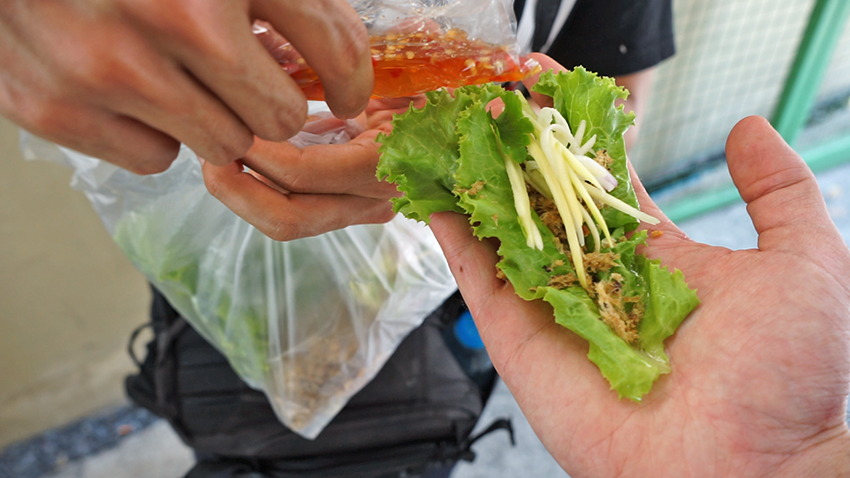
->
[377,68,700,400]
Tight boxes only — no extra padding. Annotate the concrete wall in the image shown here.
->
[0,117,151,448]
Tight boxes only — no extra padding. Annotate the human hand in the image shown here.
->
[0,0,373,174]
[200,97,422,241]
[430,116,850,477]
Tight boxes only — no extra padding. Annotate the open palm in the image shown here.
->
[430,116,850,477]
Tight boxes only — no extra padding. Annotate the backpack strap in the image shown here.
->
[127,322,152,369]
[125,286,194,441]
[455,417,516,462]
[154,317,189,420]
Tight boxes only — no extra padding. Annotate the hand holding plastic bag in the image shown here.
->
[20,101,457,438]
[201,98,423,241]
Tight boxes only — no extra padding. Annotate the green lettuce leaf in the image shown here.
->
[543,286,668,400]
[638,256,701,362]
[376,89,471,222]
[377,69,699,400]
[453,85,572,301]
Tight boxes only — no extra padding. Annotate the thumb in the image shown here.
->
[727,116,841,256]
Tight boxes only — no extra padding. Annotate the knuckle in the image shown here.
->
[329,11,370,77]
[121,0,224,52]
[65,49,137,99]
[63,44,111,90]
[208,45,248,75]
[265,218,303,242]
[280,170,312,193]
[12,97,80,141]
[221,133,255,162]
[16,97,59,133]
[257,101,308,142]
[119,0,176,20]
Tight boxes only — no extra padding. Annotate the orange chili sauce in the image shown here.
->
[278,29,537,99]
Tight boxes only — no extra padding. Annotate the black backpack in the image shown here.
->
[126,287,514,478]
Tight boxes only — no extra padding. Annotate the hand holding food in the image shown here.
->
[428,113,850,477]
[374,50,850,475]
[378,66,698,399]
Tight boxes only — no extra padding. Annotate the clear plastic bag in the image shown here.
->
[255,0,539,99]
[20,105,457,439]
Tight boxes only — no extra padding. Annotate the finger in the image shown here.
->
[4,2,252,167]
[428,212,582,359]
[31,9,256,166]
[11,96,179,175]
[626,161,708,274]
[251,20,294,64]
[241,131,399,199]
[365,96,424,115]
[364,96,426,132]
[429,211,613,412]
[250,20,325,105]
[726,116,842,255]
[98,53,256,166]
[121,0,311,144]
[203,160,396,241]
[521,53,568,109]
[253,20,326,100]
[429,211,511,323]
[255,0,373,119]
[151,4,312,144]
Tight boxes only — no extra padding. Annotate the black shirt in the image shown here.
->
[514,0,675,77]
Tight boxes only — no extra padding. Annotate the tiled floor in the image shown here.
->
[43,422,193,478]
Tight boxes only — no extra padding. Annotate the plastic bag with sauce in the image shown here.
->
[255,0,538,99]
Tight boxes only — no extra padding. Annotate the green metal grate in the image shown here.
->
[632,0,815,179]
[630,0,850,222]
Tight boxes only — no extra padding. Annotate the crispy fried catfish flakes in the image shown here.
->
[376,69,699,401]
